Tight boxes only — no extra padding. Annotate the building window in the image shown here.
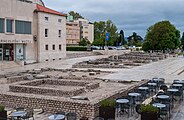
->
[58,30,61,37]
[45,17,48,21]
[45,45,48,50]
[58,19,62,23]
[45,29,48,37]
[59,44,61,50]
[6,19,13,33]
[0,18,4,33]
[52,45,55,50]
[15,20,32,34]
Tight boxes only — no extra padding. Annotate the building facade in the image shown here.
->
[66,21,80,46]
[75,18,94,44]
[0,0,66,63]
[35,4,66,62]
[0,0,36,62]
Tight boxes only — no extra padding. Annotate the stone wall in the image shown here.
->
[9,79,100,97]
[7,76,25,83]
[86,83,99,90]
[9,85,85,97]
[21,79,88,87]
[73,64,126,69]
[0,94,98,120]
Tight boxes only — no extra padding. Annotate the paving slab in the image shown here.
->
[101,56,184,84]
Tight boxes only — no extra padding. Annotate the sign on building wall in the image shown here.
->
[16,44,24,60]
[0,39,32,43]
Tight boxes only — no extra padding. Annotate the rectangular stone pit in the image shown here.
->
[9,79,100,97]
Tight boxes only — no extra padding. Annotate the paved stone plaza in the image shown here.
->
[0,52,184,119]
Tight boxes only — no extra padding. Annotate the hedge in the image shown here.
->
[66,46,87,51]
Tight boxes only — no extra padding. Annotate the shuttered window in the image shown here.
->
[0,18,4,33]
[15,20,32,34]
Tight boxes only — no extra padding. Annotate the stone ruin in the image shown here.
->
[0,67,148,119]
[72,52,169,69]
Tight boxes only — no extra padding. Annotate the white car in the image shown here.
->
[116,46,126,50]
[91,46,100,50]
[128,46,136,49]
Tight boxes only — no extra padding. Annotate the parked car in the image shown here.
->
[108,46,117,50]
[128,46,136,49]
[91,46,100,50]
[116,46,126,50]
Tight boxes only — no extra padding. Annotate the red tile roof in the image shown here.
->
[36,4,66,17]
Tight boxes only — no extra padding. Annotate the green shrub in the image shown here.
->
[177,52,183,55]
[141,104,158,113]
[0,104,5,112]
[100,99,116,107]
[66,46,87,51]
[136,48,140,51]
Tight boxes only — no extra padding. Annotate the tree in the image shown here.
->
[181,32,184,50]
[93,20,118,47]
[142,20,180,52]
[119,30,125,45]
[69,11,84,20]
[79,38,90,46]
[127,32,143,47]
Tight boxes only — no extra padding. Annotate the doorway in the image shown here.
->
[0,44,14,61]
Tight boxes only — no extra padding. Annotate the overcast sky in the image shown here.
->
[43,0,184,38]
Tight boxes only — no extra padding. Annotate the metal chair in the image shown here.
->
[66,112,77,120]
[159,107,169,120]
[135,104,141,114]
[21,109,34,120]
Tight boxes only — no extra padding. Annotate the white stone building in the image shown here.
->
[34,4,66,62]
[0,0,66,63]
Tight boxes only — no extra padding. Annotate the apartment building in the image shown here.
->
[75,18,94,44]
[66,21,80,46]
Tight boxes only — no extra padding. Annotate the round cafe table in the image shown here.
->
[172,84,183,87]
[116,99,129,104]
[48,114,65,120]
[172,84,183,90]
[10,111,27,119]
[152,103,166,118]
[167,88,179,107]
[128,92,140,97]
[138,87,149,90]
[157,95,170,99]
[148,82,157,86]
[174,80,184,84]
[167,88,179,92]
[138,87,149,98]
[152,103,166,108]
[148,83,157,93]
[157,95,170,103]
[116,99,130,115]
[128,92,141,105]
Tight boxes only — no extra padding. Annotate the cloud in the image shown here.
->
[43,0,184,37]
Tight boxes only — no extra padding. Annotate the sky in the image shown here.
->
[43,0,184,38]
